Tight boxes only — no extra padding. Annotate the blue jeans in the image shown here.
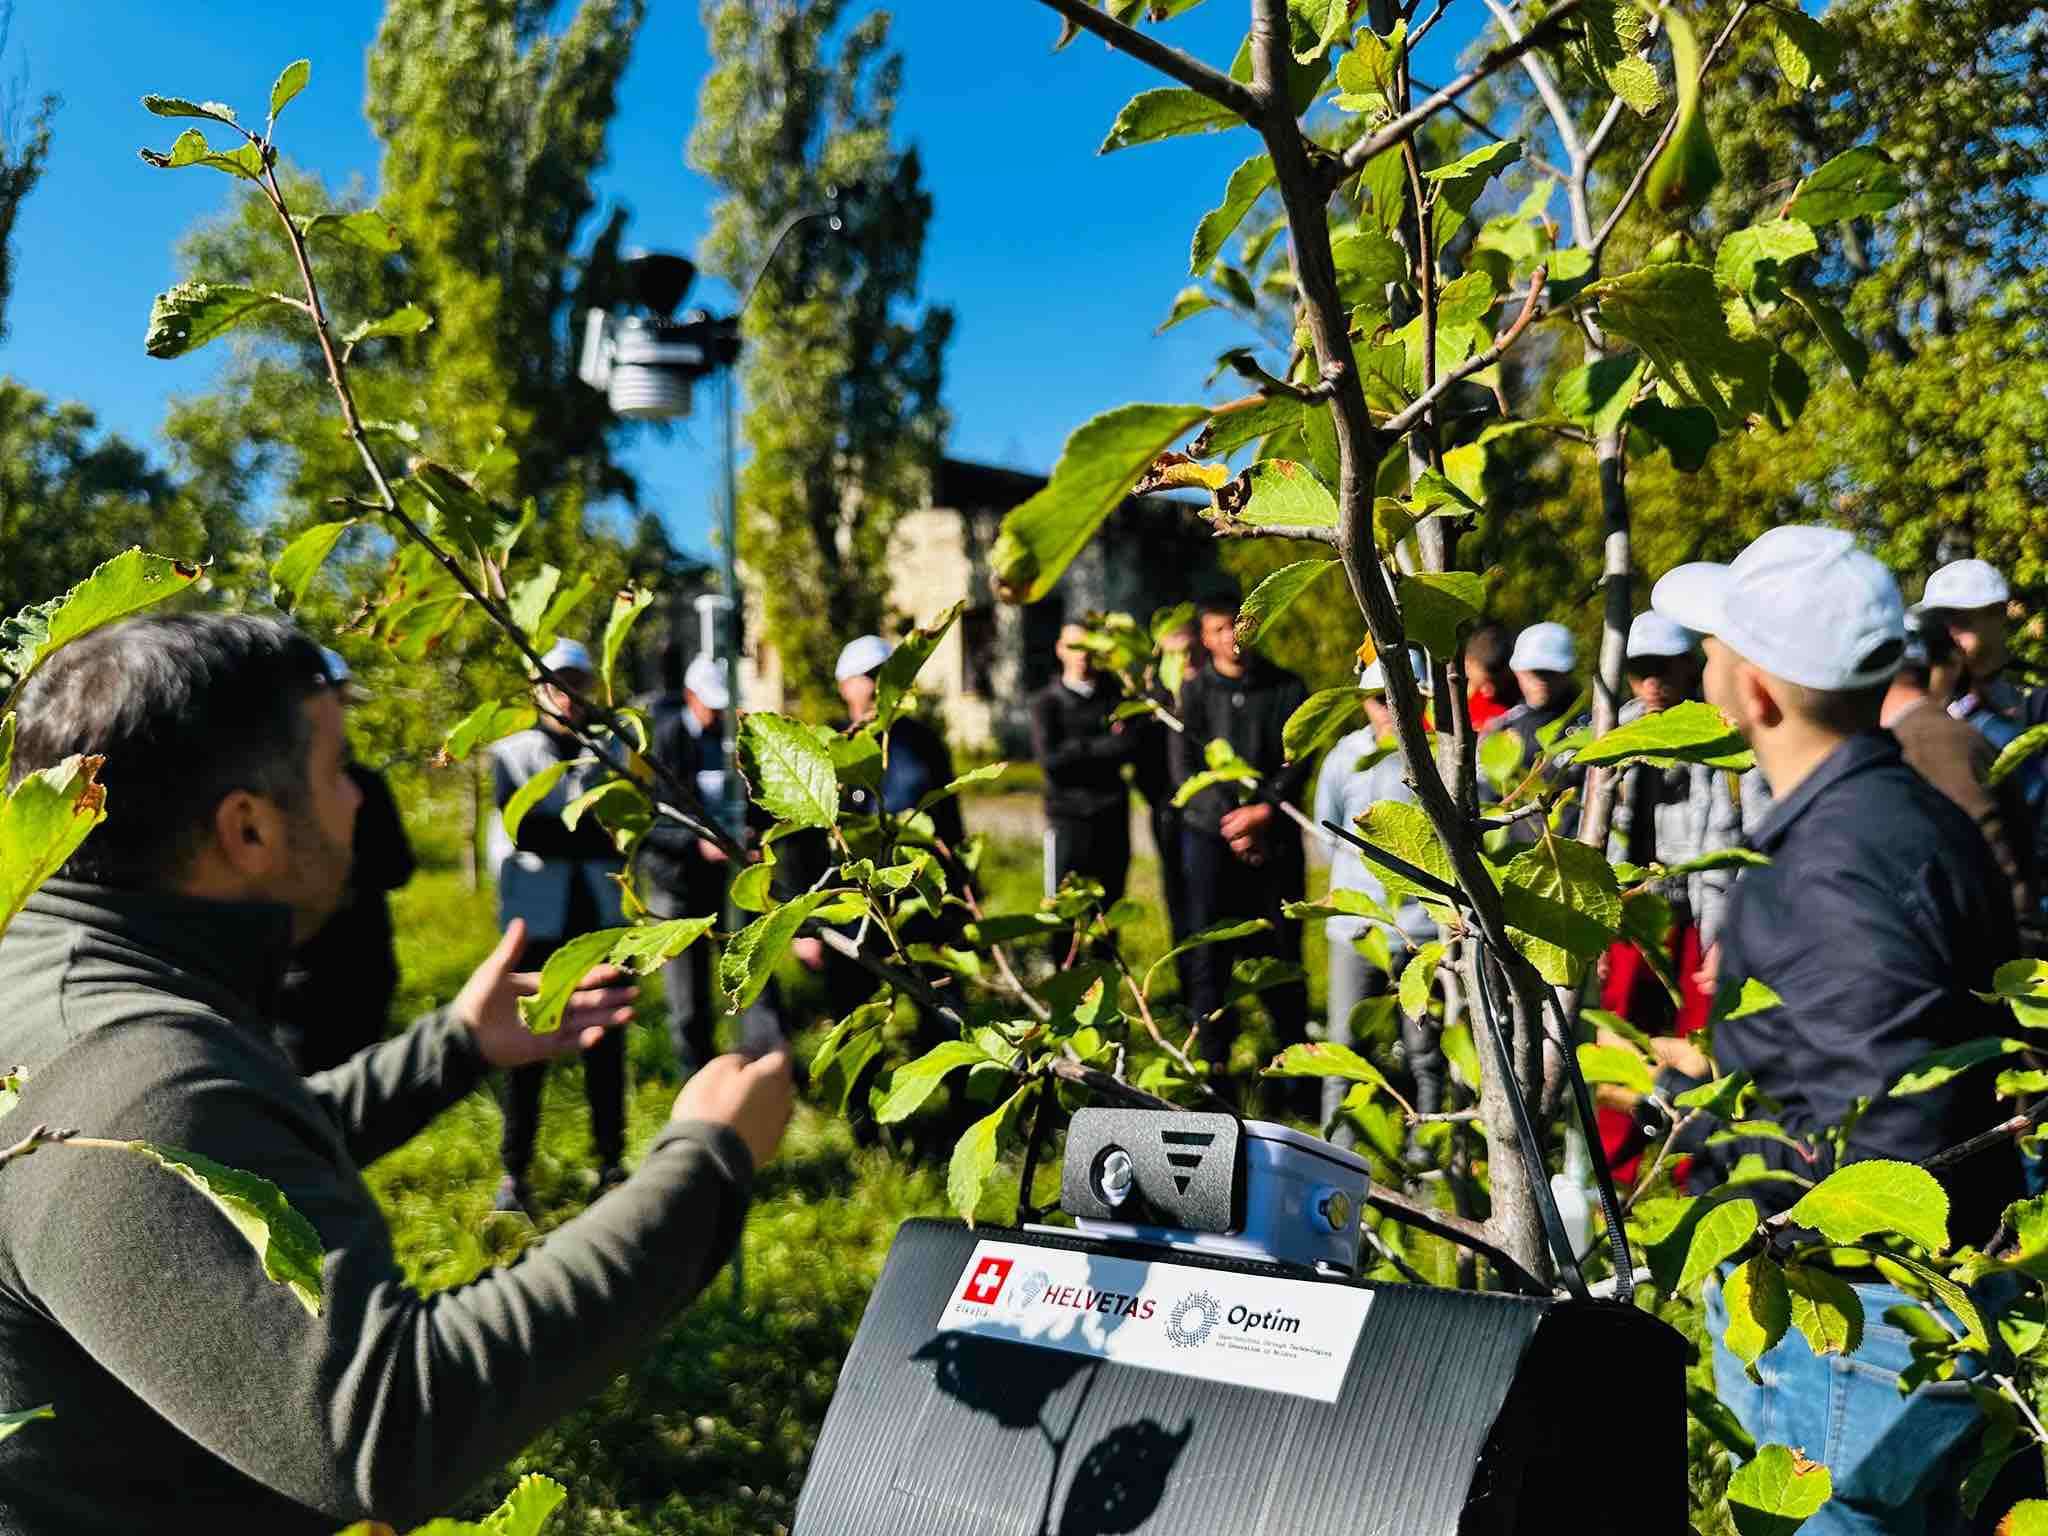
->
[1704,1273,1991,1535]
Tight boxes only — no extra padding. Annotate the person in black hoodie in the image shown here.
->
[1030,623,1136,907]
[273,648,416,1075]
[1170,594,1312,1070]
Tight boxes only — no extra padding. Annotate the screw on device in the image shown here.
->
[1097,1146,1136,1208]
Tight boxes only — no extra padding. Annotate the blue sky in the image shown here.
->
[3,1,1484,557]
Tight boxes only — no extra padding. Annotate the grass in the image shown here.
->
[370,787,1333,1533]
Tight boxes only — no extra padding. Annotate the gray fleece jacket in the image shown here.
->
[0,881,752,1534]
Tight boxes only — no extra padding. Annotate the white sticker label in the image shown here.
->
[938,1239,1372,1403]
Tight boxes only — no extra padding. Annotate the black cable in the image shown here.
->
[1540,992,1640,1304]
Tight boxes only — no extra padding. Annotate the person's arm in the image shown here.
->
[304,1008,489,1167]
[11,1027,753,1529]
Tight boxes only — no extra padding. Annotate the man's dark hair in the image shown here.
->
[1195,590,1241,620]
[1464,622,1512,673]
[11,614,332,887]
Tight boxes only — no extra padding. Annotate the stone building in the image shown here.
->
[742,457,1228,755]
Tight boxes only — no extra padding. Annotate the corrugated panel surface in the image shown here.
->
[791,1220,1653,1536]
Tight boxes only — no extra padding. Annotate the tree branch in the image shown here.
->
[1381,266,1548,437]
[1481,0,1584,166]
[1333,0,1589,185]
[1031,0,1261,119]
[1208,520,1339,545]
[1591,1,1754,254]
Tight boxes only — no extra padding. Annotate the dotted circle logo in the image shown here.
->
[1166,1289,1220,1350]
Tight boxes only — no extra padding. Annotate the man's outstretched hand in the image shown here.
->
[674,1051,796,1172]
[454,919,640,1069]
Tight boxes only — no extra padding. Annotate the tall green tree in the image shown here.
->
[689,0,951,718]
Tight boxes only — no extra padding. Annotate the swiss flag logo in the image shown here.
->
[961,1256,1014,1305]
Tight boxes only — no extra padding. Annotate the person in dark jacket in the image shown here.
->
[273,648,416,1075]
[1030,623,1136,907]
[641,653,737,1076]
[486,638,633,1213]
[1652,527,2020,1535]
[1131,611,1205,952]
[1170,594,1312,1071]
[0,613,792,1534]
[1482,621,1583,760]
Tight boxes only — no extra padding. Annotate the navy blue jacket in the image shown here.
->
[1685,731,2021,1245]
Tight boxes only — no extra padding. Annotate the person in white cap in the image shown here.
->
[641,649,739,1076]
[1311,648,1445,1137]
[833,632,964,850]
[1915,556,2016,716]
[1651,526,2019,1530]
[485,637,631,1212]
[272,648,418,1075]
[1485,620,1584,760]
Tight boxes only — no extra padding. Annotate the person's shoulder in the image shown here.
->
[487,727,548,763]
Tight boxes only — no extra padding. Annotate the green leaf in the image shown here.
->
[129,1141,324,1315]
[1331,228,1409,298]
[1688,1385,1755,1460]
[138,127,265,180]
[1631,398,1719,472]
[1395,571,1485,659]
[341,304,433,347]
[1553,353,1647,438]
[1479,729,1526,797]
[1876,1252,1987,1349]
[483,1473,569,1536]
[739,713,838,830]
[949,1081,1035,1225]
[1283,686,1367,765]
[1502,833,1623,980]
[722,891,835,1012]
[1784,285,1870,388]
[141,94,238,123]
[1786,1159,1950,1254]
[1213,459,1338,529]
[1727,1442,1834,1536]
[1987,723,2048,788]
[1715,221,1818,300]
[0,548,203,693]
[1679,1197,1760,1290]
[1723,1255,1790,1379]
[1710,976,1783,1026]
[916,761,1008,814]
[515,918,715,1037]
[876,1041,991,1124]
[1643,6,1718,214]
[0,756,106,942]
[505,565,562,648]
[1422,140,1521,216]
[1192,154,1276,273]
[1892,1037,2024,1096]
[599,587,654,704]
[1286,0,1351,59]
[1565,699,1752,769]
[1264,1041,1395,1095]
[993,404,1208,603]
[1400,940,1444,1020]
[1158,286,1218,333]
[1787,146,1906,226]
[269,519,356,612]
[1579,1042,1655,1097]
[1100,87,1241,153]
[0,1404,53,1443]
[875,601,964,733]
[1145,918,1270,995]
[1676,1072,1753,1116]
[1983,958,2048,1030]
[442,699,537,763]
[1238,558,1339,647]
[300,208,402,254]
[1768,11,1842,91]
[1589,266,1772,430]
[267,59,309,124]
[1782,1264,1864,1356]
[1996,1503,2048,1536]
[1351,799,1458,911]
[501,756,576,845]
[144,280,286,358]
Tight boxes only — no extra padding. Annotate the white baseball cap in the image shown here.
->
[683,654,731,711]
[1626,612,1697,660]
[540,638,595,676]
[1360,647,1432,696]
[1653,525,1905,691]
[1913,558,2009,615]
[1509,621,1575,674]
[835,634,895,682]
